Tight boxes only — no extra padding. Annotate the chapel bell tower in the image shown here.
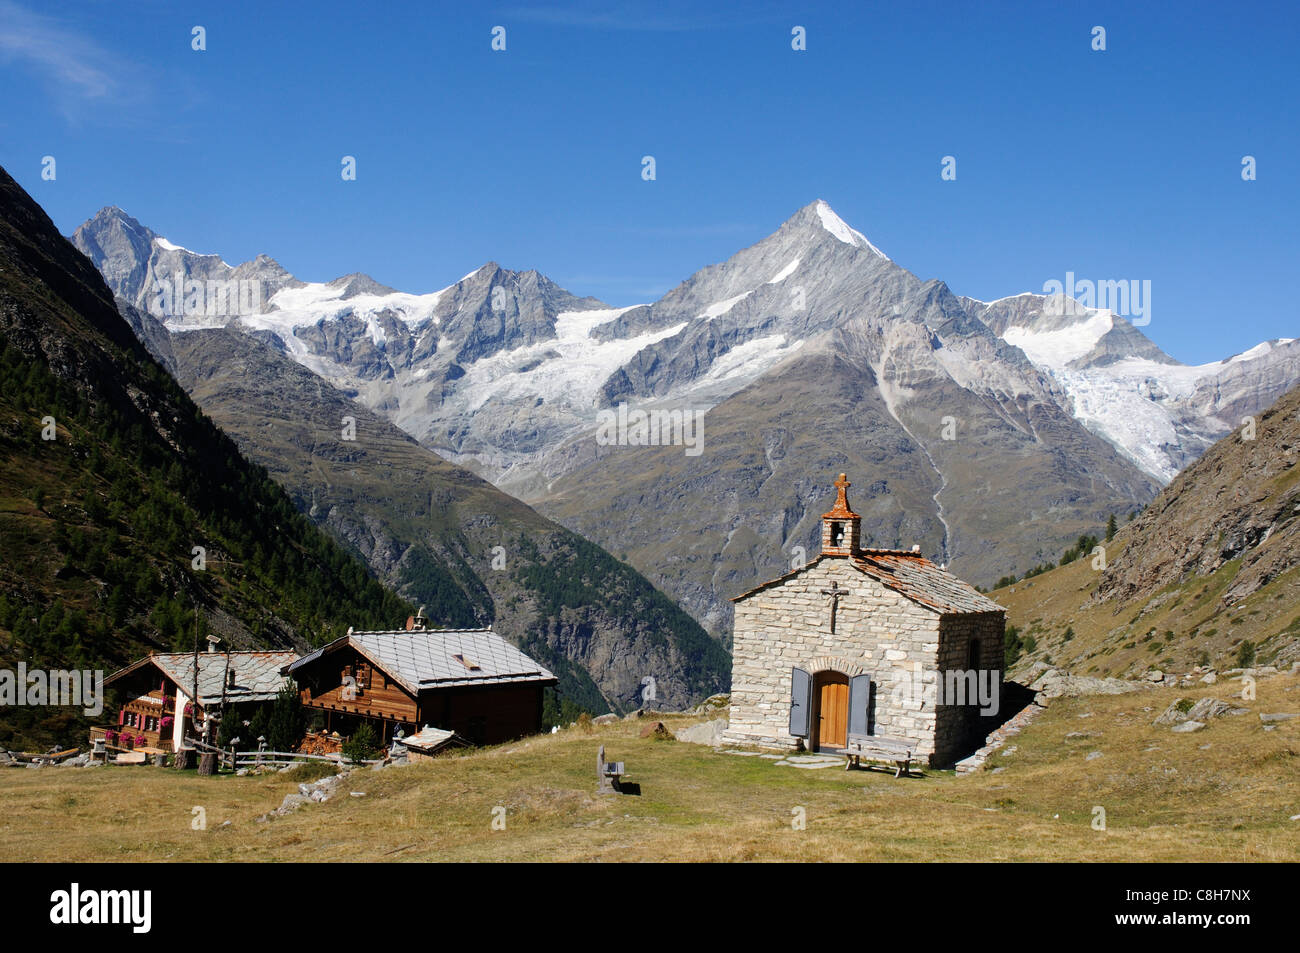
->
[820,473,862,556]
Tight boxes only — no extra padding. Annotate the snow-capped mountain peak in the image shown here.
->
[812,199,889,259]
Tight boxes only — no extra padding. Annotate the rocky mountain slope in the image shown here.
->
[165,327,728,713]
[0,166,412,749]
[72,201,1298,642]
[1092,382,1300,611]
[993,381,1300,681]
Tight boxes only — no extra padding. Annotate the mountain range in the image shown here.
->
[72,201,1300,643]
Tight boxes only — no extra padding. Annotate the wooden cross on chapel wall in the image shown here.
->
[820,580,846,634]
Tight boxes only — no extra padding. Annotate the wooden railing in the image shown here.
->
[183,736,383,770]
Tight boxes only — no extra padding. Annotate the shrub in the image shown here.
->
[1003,625,1023,668]
[265,684,305,753]
[1236,641,1256,668]
[342,723,380,762]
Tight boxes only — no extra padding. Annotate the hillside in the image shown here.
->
[164,328,729,714]
[3,671,1299,861]
[993,383,1300,681]
[0,165,411,750]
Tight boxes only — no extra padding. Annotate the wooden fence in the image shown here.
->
[183,736,382,770]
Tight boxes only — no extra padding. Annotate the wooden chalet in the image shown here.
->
[95,645,299,754]
[286,615,557,746]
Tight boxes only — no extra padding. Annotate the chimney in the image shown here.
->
[206,634,221,654]
[911,544,920,553]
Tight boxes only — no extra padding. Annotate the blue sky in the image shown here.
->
[1,0,1296,363]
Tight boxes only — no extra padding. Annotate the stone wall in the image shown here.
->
[932,612,1006,767]
[724,557,942,756]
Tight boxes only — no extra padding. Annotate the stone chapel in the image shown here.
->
[724,473,1006,767]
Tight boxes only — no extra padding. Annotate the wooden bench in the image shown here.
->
[843,734,915,778]
[597,744,624,794]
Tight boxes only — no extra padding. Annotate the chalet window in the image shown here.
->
[357,663,371,689]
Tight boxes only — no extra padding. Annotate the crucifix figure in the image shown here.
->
[820,580,846,634]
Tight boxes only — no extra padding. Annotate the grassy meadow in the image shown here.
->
[3,672,1298,862]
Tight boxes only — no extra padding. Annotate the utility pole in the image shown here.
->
[191,598,200,745]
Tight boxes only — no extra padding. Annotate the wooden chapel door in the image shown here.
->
[816,672,849,749]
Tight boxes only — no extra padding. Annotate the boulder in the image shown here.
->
[592,714,620,726]
[1172,720,1206,733]
[639,721,671,740]
[1260,712,1299,723]
[692,693,731,715]
[1154,699,1191,726]
[1187,698,1233,721]
[1199,672,1218,685]
[277,793,309,814]
[674,718,728,746]
[1156,697,1232,727]
[1031,669,1149,699]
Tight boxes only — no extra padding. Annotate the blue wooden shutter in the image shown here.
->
[848,674,872,737]
[789,667,811,737]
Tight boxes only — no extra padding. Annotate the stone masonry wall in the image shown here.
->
[932,612,1006,767]
[724,557,942,756]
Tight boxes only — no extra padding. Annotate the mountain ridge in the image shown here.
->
[72,200,1299,640]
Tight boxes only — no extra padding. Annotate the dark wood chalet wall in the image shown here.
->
[418,682,545,746]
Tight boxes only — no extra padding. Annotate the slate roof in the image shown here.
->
[850,552,1004,614]
[105,651,299,705]
[287,628,557,695]
[732,551,1004,615]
